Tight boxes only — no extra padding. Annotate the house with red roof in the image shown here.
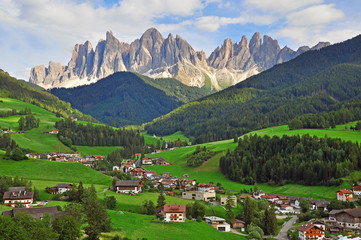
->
[336,189,355,201]
[297,223,325,240]
[156,205,186,222]
[353,184,361,196]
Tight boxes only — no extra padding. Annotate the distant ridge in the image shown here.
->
[30,28,329,90]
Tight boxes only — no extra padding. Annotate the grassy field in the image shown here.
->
[0,98,72,153]
[0,157,112,186]
[142,131,190,145]
[247,122,361,143]
[102,210,246,240]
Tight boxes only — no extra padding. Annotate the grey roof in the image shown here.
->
[329,208,361,218]
[115,180,141,187]
[3,189,34,200]
[9,187,26,192]
[2,206,69,221]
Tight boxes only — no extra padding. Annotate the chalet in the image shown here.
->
[182,191,216,202]
[353,184,361,196]
[26,153,42,159]
[220,195,237,208]
[336,189,355,201]
[297,223,325,240]
[2,206,69,221]
[82,161,95,167]
[156,205,186,222]
[280,204,294,213]
[239,194,253,202]
[1,128,13,133]
[49,183,72,194]
[115,180,142,194]
[261,195,279,203]
[204,216,230,232]
[49,129,58,134]
[129,168,144,178]
[231,219,246,231]
[197,183,216,193]
[70,116,78,121]
[308,220,326,231]
[329,208,361,233]
[311,199,329,211]
[154,157,170,165]
[142,157,153,165]
[253,190,266,199]
[94,155,104,161]
[3,187,34,208]
[178,179,196,189]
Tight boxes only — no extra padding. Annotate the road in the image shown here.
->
[275,215,298,240]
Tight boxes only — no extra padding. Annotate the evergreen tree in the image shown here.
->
[52,215,81,240]
[157,193,166,208]
[264,207,277,235]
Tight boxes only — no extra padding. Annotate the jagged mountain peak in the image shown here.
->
[29,28,330,90]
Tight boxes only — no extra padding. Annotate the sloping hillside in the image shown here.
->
[51,72,212,126]
[0,69,96,122]
[145,34,361,143]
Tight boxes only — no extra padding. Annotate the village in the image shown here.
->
[3,151,361,240]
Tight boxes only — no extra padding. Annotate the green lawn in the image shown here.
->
[0,158,112,186]
[102,210,246,240]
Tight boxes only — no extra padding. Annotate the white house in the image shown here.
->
[204,216,231,232]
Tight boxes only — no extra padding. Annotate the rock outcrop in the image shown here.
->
[29,28,330,90]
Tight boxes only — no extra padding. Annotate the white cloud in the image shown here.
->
[194,16,244,32]
[287,4,344,27]
[244,0,324,13]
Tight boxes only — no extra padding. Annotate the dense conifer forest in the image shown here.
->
[219,134,361,186]
[55,119,144,154]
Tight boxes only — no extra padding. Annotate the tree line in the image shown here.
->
[18,114,40,131]
[220,134,361,186]
[0,134,29,161]
[0,107,31,118]
[55,118,144,151]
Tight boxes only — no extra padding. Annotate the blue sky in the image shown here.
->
[0,0,360,80]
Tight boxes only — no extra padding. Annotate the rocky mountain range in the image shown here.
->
[30,28,329,90]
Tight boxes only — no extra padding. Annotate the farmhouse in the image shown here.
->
[49,129,58,134]
[156,205,186,222]
[142,157,153,165]
[3,187,34,208]
[2,206,69,221]
[197,183,216,193]
[336,189,355,201]
[204,216,230,232]
[220,195,237,208]
[115,180,142,194]
[182,191,216,202]
[297,223,325,240]
[231,219,246,231]
[49,183,72,194]
[329,208,361,233]
[353,184,361,196]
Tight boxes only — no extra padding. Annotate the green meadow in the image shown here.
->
[142,131,190,145]
[102,211,246,240]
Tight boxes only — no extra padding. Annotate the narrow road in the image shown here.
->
[230,228,247,236]
[275,215,298,240]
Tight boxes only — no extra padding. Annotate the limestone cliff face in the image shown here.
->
[29,29,330,90]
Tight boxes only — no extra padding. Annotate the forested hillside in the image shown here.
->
[51,72,212,127]
[220,134,361,186]
[0,69,95,122]
[145,35,361,143]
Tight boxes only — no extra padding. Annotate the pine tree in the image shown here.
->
[157,193,166,208]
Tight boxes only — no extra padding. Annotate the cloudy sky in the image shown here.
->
[1,0,360,80]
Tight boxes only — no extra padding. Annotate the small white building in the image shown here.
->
[204,216,231,232]
[115,180,142,194]
[182,191,216,202]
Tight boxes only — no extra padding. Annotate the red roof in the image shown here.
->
[297,223,324,232]
[198,183,215,188]
[145,171,156,174]
[163,205,186,214]
[337,189,353,194]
